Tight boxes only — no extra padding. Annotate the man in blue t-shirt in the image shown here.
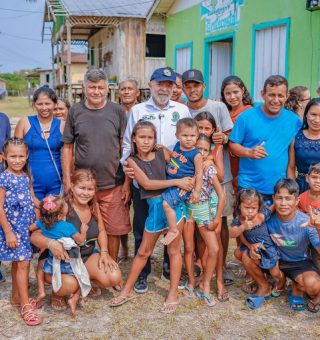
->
[241,179,320,311]
[229,75,302,202]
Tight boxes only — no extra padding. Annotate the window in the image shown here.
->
[175,45,192,74]
[253,23,288,102]
[46,73,50,83]
[146,34,165,58]
[209,39,232,100]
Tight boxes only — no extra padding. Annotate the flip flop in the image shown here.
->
[160,301,178,314]
[109,295,136,307]
[223,271,234,286]
[182,283,195,298]
[288,291,306,311]
[245,294,271,310]
[307,300,319,313]
[196,290,216,307]
[271,288,284,298]
[217,290,229,302]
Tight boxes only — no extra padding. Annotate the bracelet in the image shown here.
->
[100,250,108,254]
[48,239,55,251]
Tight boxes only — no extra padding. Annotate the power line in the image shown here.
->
[0,6,42,14]
[0,31,41,42]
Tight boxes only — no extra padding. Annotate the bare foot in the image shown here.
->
[10,298,20,307]
[35,292,46,308]
[68,294,80,316]
[51,295,68,311]
[160,229,179,245]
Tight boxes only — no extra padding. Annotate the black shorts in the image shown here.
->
[279,259,320,281]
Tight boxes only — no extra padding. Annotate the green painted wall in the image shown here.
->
[166,0,320,96]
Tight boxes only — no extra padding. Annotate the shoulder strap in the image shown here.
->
[37,117,63,190]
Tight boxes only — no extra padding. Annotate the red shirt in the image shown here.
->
[298,190,320,213]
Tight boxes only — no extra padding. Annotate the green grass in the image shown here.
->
[0,96,36,118]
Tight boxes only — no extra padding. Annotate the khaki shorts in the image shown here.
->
[222,181,235,217]
[96,185,131,236]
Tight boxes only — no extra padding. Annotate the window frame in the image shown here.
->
[251,17,291,103]
[174,42,193,74]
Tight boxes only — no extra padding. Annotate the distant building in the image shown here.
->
[42,0,174,101]
[164,0,320,100]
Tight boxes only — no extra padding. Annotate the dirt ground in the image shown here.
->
[0,104,319,339]
[0,235,319,340]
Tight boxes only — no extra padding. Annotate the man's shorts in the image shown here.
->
[186,200,212,227]
[96,185,131,236]
[145,196,185,233]
[279,259,320,281]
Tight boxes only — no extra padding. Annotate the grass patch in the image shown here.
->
[0,96,35,118]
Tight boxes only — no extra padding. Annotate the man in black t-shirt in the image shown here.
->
[62,69,131,261]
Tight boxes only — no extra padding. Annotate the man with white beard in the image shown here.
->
[121,67,191,293]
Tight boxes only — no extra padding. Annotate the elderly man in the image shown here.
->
[62,69,131,261]
[118,78,140,261]
[119,78,140,115]
[122,67,191,294]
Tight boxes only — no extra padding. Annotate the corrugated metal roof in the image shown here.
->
[61,0,156,18]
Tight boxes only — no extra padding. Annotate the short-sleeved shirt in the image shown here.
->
[230,106,302,194]
[121,98,191,164]
[36,220,77,240]
[63,101,126,190]
[267,210,320,262]
[189,99,233,184]
[298,191,320,214]
[0,112,11,172]
[166,142,199,179]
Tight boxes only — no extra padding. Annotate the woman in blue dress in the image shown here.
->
[15,86,64,201]
[288,98,320,193]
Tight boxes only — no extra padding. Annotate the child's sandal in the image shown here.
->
[21,304,42,326]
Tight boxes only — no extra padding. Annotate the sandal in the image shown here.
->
[109,294,137,307]
[288,290,306,311]
[21,304,42,326]
[271,288,284,298]
[307,300,319,313]
[223,271,234,286]
[241,281,258,295]
[245,294,271,310]
[160,301,178,313]
[217,290,229,302]
[196,290,216,307]
[51,296,68,311]
[182,283,195,298]
[29,298,44,309]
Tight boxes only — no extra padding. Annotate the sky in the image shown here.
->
[0,0,76,73]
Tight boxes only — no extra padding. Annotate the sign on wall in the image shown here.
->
[200,0,244,35]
